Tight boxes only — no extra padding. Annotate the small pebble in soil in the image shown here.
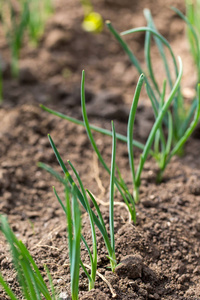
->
[115,254,143,279]
[195,221,200,232]
[19,67,37,84]
[194,266,200,274]
[59,291,71,300]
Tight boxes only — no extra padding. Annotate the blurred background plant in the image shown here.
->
[0,0,54,78]
[185,0,200,81]
[80,0,103,33]
[0,0,29,78]
[27,0,53,46]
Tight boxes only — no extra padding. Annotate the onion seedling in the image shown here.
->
[64,167,97,290]
[41,59,185,204]
[40,7,200,200]
[127,57,182,201]
[106,9,200,146]
[80,70,136,221]
[0,215,56,300]
[0,0,29,77]
[184,1,200,81]
[64,185,81,300]
[0,0,53,77]
[45,169,98,291]
[39,122,118,278]
[39,122,118,270]
[27,0,53,46]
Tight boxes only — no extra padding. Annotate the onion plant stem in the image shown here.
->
[135,57,183,189]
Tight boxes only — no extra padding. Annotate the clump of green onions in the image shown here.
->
[27,0,53,46]
[52,170,98,292]
[41,58,190,205]
[41,8,200,202]
[0,0,54,77]
[0,215,56,300]
[106,8,200,157]
[39,118,118,275]
[38,117,123,298]
[184,1,200,81]
[0,0,29,77]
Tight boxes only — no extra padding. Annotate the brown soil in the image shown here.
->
[0,0,200,299]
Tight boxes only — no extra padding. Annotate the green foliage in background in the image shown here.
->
[185,0,200,80]
[27,0,53,46]
[0,0,53,78]
[0,0,29,77]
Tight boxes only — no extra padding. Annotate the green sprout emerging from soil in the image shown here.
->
[0,0,53,77]
[41,58,200,203]
[0,215,57,300]
[27,0,54,46]
[41,120,118,272]
[184,1,200,81]
[38,121,119,296]
[41,8,200,203]
[0,0,29,77]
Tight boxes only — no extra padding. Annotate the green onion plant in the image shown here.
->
[39,120,118,274]
[38,119,120,294]
[0,215,56,300]
[64,184,81,300]
[106,8,200,155]
[184,1,200,81]
[41,59,196,204]
[41,8,200,202]
[27,0,53,46]
[0,0,54,77]
[0,0,29,77]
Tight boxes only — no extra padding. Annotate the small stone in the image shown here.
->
[3,191,12,201]
[19,67,37,84]
[193,266,200,274]
[115,255,143,279]
[16,168,25,182]
[7,277,14,283]
[195,222,200,232]
[187,175,200,195]
[0,169,10,189]
[45,29,72,50]
[59,291,71,300]
[153,293,160,300]
[177,274,190,284]
[141,199,158,208]
[36,180,48,190]
[138,288,148,297]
